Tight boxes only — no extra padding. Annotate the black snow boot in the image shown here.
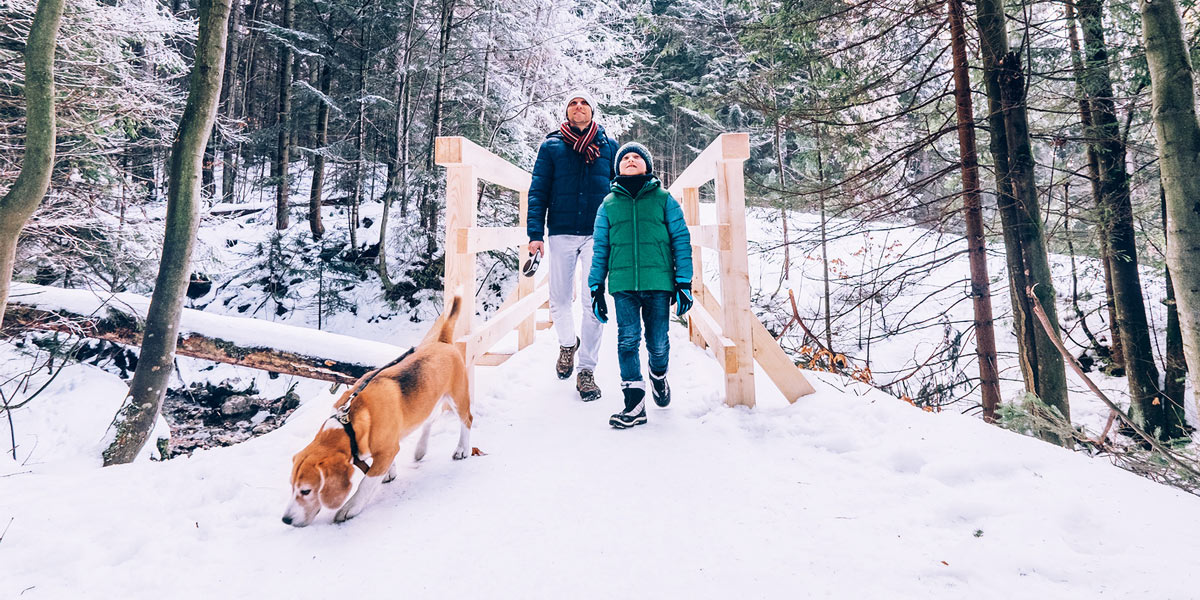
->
[556,337,580,380]
[649,370,671,407]
[609,382,647,429]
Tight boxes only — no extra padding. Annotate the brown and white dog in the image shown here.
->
[282,297,472,526]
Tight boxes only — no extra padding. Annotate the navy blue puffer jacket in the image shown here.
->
[526,125,619,241]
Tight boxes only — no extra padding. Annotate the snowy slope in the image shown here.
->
[2,304,1198,599]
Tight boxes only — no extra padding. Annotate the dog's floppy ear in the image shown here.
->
[317,459,354,509]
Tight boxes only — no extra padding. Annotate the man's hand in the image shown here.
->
[528,241,544,256]
[674,282,693,317]
[590,283,608,324]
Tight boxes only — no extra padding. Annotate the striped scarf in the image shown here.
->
[559,121,601,164]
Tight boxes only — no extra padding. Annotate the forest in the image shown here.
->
[1,0,1199,487]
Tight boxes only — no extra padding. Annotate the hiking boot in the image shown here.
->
[649,370,671,407]
[556,337,580,380]
[609,382,647,429]
[577,369,601,402]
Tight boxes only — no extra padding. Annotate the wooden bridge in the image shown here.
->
[435,132,815,408]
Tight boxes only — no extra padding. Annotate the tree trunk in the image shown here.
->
[379,0,419,290]
[349,24,368,253]
[103,0,232,466]
[1076,0,1164,435]
[775,119,790,288]
[1139,0,1200,421]
[1064,0,1121,366]
[816,123,832,351]
[220,0,243,203]
[421,0,457,254]
[976,0,1069,441]
[0,0,65,332]
[1161,186,1188,436]
[308,63,330,240]
[948,0,1002,422]
[273,0,294,230]
[4,303,373,384]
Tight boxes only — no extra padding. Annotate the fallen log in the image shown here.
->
[2,283,408,384]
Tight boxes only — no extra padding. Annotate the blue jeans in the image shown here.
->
[612,291,672,382]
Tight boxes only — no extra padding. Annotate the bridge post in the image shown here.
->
[681,186,706,350]
[714,134,755,407]
[443,159,477,398]
[517,189,535,350]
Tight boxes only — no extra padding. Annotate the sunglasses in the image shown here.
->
[521,249,542,277]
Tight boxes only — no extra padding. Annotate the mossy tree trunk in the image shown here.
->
[0,0,65,331]
[976,0,1070,443]
[103,0,232,466]
[1076,0,1167,436]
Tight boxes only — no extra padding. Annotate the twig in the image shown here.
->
[0,517,12,545]
[1026,284,1200,480]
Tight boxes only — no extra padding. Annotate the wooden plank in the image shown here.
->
[435,136,531,193]
[518,190,534,350]
[459,282,551,364]
[686,224,730,251]
[443,163,477,399]
[681,187,705,348]
[477,352,514,367]
[751,320,817,402]
[715,146,756,408]
[693,281,815,402]
[687,303,738,374]
[667,133,751,197]
[456,226,525,254]
[536,320,553,330]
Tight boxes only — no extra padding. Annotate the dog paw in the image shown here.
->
[383,463,398,484]
[334,504,361,523]
[453,447,469,460]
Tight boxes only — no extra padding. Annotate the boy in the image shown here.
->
[588,142,694,429]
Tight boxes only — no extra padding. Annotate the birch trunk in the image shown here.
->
[1139,0,1200,420]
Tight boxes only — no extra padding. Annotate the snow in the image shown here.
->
[2,301,1199,598]
[2,201,1198,598]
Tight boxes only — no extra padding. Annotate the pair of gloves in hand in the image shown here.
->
[590,282,693,324]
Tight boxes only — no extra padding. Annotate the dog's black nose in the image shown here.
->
[282,516,293,525]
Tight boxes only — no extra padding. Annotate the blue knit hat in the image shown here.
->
[615,142,654,175]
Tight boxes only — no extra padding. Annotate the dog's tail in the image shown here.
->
[437,295,463,344]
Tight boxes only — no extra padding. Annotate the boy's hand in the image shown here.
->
[674,282,693,317]
[591,283,608,324]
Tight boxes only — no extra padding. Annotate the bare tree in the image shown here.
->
[103,0,232,465]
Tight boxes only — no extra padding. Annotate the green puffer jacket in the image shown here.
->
[588,176,692,293]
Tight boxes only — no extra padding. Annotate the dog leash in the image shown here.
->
[331,347,416,473]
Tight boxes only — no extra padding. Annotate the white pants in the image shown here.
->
[548,234,603,372]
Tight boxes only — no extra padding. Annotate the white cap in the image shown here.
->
[563,89,598,118]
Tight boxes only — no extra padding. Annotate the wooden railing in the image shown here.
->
[668,133,815,407]
[435,136,548,397]
[436,132,815,407]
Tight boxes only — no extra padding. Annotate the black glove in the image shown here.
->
[674,282,693,317]
[591,283,608,324]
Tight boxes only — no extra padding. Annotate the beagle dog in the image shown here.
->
[282,297,473,526]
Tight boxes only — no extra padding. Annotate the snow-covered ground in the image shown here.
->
[2,307,1198,598]
[2,190,1198,598]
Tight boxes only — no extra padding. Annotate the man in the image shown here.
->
[527,90,618,402]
